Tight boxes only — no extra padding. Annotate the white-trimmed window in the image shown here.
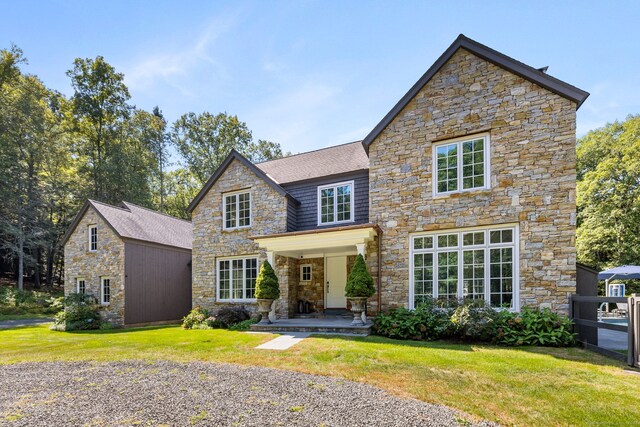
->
[217,257,258,301]
[410,225,518,309]
[300,264,312,282]
[101,277,111,305]
[223,191,251,230]
[318,181,354,225]
[88,225,98,252]
[76,278,86,295]
[433,134,489,195]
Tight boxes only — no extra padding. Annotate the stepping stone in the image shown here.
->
[256,332,311,350]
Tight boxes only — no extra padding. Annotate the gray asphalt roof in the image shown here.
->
[89,200,192,250]
[255,141,369,184]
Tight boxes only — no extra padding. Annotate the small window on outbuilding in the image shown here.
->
[300,264,312,282]
[88,225,98,252]
[101,277,111,305]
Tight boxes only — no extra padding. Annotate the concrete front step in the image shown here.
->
[250,319,373,336]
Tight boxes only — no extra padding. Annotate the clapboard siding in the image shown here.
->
[283,171,369,231]
[286,198,298,232]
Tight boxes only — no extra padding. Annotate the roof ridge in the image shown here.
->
[256,140,364,166]
[122,201,192,224]
[88,199,131,213]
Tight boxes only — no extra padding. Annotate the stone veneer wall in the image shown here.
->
[295,257,324,313]
[368,48,577,313]
[64,207,125,325]
[191,158,290,316]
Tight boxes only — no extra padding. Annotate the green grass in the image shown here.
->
[0,313,54,321]
[1,325,638,427]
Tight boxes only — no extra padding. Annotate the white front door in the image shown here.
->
[326,256,347,309]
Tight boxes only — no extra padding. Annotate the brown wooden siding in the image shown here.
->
[124,241,192,325]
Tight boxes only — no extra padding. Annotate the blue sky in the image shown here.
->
[2,0,639,155]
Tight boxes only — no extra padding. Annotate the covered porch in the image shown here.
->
[250,224,380,320]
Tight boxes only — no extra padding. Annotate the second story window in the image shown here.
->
[88,225,97,252]
[224,191,251,230]
[318,181,354,225]
[433,135,489,195]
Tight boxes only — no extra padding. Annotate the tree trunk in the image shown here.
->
[45,244,55,287]
[17,236,24,291]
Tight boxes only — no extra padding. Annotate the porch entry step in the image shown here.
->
[250,317,373,336]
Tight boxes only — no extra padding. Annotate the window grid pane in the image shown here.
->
[462,138,484,189]
[238,193,251,227]
[89,227,97,251]
[219,260,230,300]
[102,279,110,303]
[225,195,237,229]
[490,247,513,308]
[436,144,458,193]
[301,265,312,282]
[463,250,485,300]
[78,279,86,295]
[245,259,257,299]
[437,251,458,301]
[336,185,351,222]
[413,253,434,306]
[232,259,244,299]
[320,188,334,223]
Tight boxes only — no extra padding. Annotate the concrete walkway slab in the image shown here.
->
[256,332,311,350]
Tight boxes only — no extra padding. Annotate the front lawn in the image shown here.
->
[1,325,638,426]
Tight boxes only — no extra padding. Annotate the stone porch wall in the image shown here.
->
[368,48,577,314]
[64,207,125,326]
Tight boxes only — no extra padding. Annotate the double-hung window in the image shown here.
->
[318,181,354,225]
[88,226,98,252]
[101,277,111,305]
[410,225,518,309]
[223,191,251,230]
[217,257,258,301]
[433,135,489,195]
[76,278,86,295]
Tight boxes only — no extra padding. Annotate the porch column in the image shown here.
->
[355,243,366,259]
[266,251,275,265]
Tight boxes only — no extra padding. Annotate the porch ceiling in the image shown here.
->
[250,224,379,256]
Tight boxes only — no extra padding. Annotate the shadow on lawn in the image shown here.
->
[65,324,178,335]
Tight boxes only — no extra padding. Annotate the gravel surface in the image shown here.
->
[0,361,498,426]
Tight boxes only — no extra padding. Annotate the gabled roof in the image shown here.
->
[187,150,298,213]
[362,34,590,151]
[256,141,369,184]
[62,200,192,250]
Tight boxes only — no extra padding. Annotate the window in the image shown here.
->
[433,135,489,195]
[318,181,354,225]
[223,191,251,230]
[76,278,86,295]
[88,226,97,252]
[300,264,312,282]
[101,277,110,305]
[217,257,258,301]
[410,225,518,309]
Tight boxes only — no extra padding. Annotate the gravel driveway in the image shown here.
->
[0,361,497,426]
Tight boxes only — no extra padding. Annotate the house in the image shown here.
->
[188,34,589,319]
[62,200,193,326]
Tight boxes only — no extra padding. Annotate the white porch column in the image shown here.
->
[266,251,275,266]
[355,243,366,259]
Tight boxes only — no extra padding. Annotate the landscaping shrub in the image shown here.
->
[494,308,575,347]
[0,286,63,316]
[52,293,101,331]
[182,306,209,329]
[345,254,375,298]
[450,304,499,341]
[228,316,260,331]
[214,306,251,328]
[254,261,280,300]
[373,300,452,340]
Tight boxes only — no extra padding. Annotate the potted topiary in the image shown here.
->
[345,254,375,326]
[254,260,280,324]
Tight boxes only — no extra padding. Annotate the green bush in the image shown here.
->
[254,261,280,300]
[374,300,452,340]
[52,293,101,331]
[182,306,209,329]
[214,306,250,328]
[345,254,375,298]
[0,286,63,316]
[450,304,499,341]
[228,316,260,331]
[494,308,576,347]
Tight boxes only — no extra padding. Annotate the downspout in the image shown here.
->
[377,229,382,315]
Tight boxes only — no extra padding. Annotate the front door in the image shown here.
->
[326,256,347,309]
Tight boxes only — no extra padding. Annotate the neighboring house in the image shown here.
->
[62,200,193,326]
[188,34,589,318]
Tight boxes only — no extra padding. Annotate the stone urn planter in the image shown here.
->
[255,260,280,325]
[348,297,368,326]
[344,254,375,327]
[257,299,275,324]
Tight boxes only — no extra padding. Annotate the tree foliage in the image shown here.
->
[254,260,280,300]
[576,115,640,269]
[345,254,375,298]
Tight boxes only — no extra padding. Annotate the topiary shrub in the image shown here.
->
[345,254,375,298]
[51,293,101,331]
[254,260,280,300]
[214,306,251,328]
[374,300,452,340]
[182,306,209,329]
[493,308,575,347]
[450,304,499,341]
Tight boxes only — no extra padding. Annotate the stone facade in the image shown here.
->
[63,207,125,325]
[191,158,290,316]
[368,48,577,313]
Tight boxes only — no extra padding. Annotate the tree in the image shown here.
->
[576,115,640,269]
[345,254,375,298]
[162,169,201,220]
[170,112,285,184]
[254,260,280,300]
[148,106,170,212]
